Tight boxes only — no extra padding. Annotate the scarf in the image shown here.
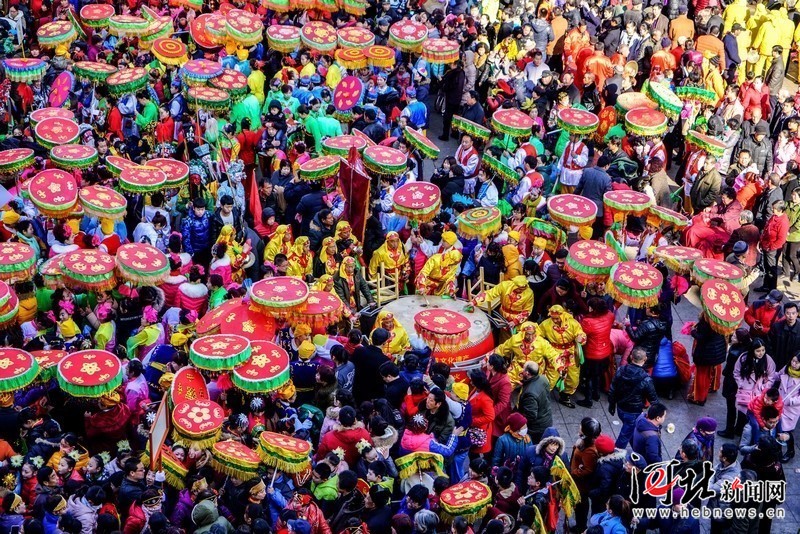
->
[787,366,800,379]
[505,429,531,443]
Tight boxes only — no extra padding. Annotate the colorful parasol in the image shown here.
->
[146,158,189,189]
[140,17,174,48]
[119,166,167,194]
[322,135,367,157]
[0,291,18,329]
[79,4,115,28]
[300,21,337,53]
[644,80,682,120]
[0,243,36,282]
[211,441,262,480]
[266,25,300,53]
[71,61,118,83]
[548,194,598,228]
[452,115,491,141]
[298,155,340,181]
[457,207,502,239]
[692,258,744,286]
[0,348,39,393]
[491,108,534,138]
[363,145,408,175]
[226,9,264,46]
[48,71,74,108]
[337,27,375,48]
[56,350,122,397]
[190,14,221,50]
[675,85,719,106]
[363,45,395,68]
[603,190,653,215]
[607,261,663,308]
[195,298,277,340]
[141,5,160,21]
[209,69,248,101]
[388,19,428,52]
[39,254,64,289]
[393,182,441,222]
[37,21,77,48]
[172,399,224,448]
[422,38,460,64]
[263,0,291,11]
[258,431,312,473]
[614,92,658,120]
[28,169,78,218]
[625,108,668,137]
[686,130,726,158]
[231,340,291,393]
[0,148,34,174]
[151,38,188,66]
[187,86,231,111]
[250,277,310,319]
[31,349,68,382]
[404,127,440,160]
[29,107,74,127]
[439,481,493,523]
[396,451,445,479]
[287,290,343,330]
[351,128,376,147]
[189,334,252,371]
[335,48,367,70]
[414,309,470,351]
[115,243,169,285]
[701,279,745,335]
[339,0,367,15]
[79,185,127,220]
[205,14,230,45]
[566,240,619,284]
[648,205,689,228]
[182,59,224,85]
[0,281,11,312]
[333,76,363,120]
[652,245,703,274]
[170,366,210,404]
[3,58,46,83]
[180,0,204,11]
[161,447,189,489]
[105,155,139,176]
[61,249,117,291]
[481,152,517,184]
[107,15,149,36]
[106,67,148,96]
[557,108,599,136]
[34,117,79,149]
[50,145,98,170]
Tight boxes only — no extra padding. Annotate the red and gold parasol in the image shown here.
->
[625,108,668,137]
[151,38,188,66]
[439,481,493,523]
[491,108,534,138]
[172,399,224,448]
[456,207,502,239]
[34,117,79,149]
[79,185,127,220]
[56,349,122,397]
[322,135,367,157]
[421,39,460,64]
[300,21,337,53]
[107,15,149,36]
[363,145,408,175]
[146,158,189,189]
[566,240,619,284]
[195,298,277,340]
[48,71,74,108]
[644,81,682,120]
[209,69,248,102]
[335,48,367,70]
[393,182,441,223]
[414,309,470,351]
[557,108,599,136]
[648,205,689,228]
[0,291,18,329]
[60,249,117,291]
[0,348,39,393]
[140,16,174,48]
[204,14,230,44]
[337,27,375,48]
[339,0,367,15]
[37,21,77,48]
[232,340,291,393]
[31,349,68,382]
[266,25,300,53]
[190,14,221,50]
[189,334,252,371]
[404,127,440,160]
[333,76,363,121]
[547,194,598,228]
[0,148,34,174]
[614,92,658,120]
[686,130,726,159]
[0,242,36,282]
[298,155,340,181]
[652,245,703,274]
[119,166,167,194]
[79,4,115,28]
[603,190,653,215]
[388,20,428,52]
[50,145,98,170]
[691,258,744,286]
[258,431,312,473]
[28,169,78,218]
[701,279,745,335]
[607,261,663,308]
[106,67,148,96]
[170,367,210,404]
[115,243,169,285]
[211,441,262,480]
[287,290,343,330]
[71,61,118,83]
[363,45,395,68]
[39,255,65,289]
[182,59,224,85]
[105,155,139,176]
[250,277,310,319]
[30,107,75,127]
[225,9,264,47]
[452,115,491,141]
[187,86,231,111]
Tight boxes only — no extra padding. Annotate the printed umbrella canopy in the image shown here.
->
[60,249,117,291]
[286,290,343,330]
[0,242,36,282]
[0,148,34,174]
[172,399,224,448]
[701,279,746,335]
[146,158,189,189]
[456,207,502,239]
[71,61,118,83]
[266,25,300,52]
[603,190,653,215]
[34,117,80,149]
[652,245,703,274]
[0,348,39,393]
[258,431,312,473]
[115,243,170,285]
[491,108,534,138]
[56,349,122,397]
[31,349,68,382]
[189,334,252,371]
[79,185,127,220]
[250,277,310,319]
[566,240,619,284]
[119,166,167,194]
[607,261,663,308]
[50,145,98,170]
[27,169,78,218]
[392,182,441,223]
[388,19,427,52]
[151,38,188,66]
[300,21,337,53]
[195,298,277,340]
[211,440,262,480]
[547,194,598,228]
[691,258,744,286]
[231,340,291,393]
[3,58,47,83]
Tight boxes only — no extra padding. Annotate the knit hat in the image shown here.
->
[626,450,647,470]
[298,341,316,360]
[595,434,615,455]
[451,382,468,401]
[371,328,390,347]
[293,324,312,338]
[696,417,717,432]
[506,412,527,432]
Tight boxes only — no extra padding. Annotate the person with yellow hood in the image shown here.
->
[415,248,462,297]
[473,275,534,329]
[538,305,587,408]
[723,0,748,34]
[495,322,561,387]
[315,237,340,278]
[247,66,266,105]
[287,236,313,279]
[503,231,523,278]
[371,310,411,360]
[704,55,726,102]
[335,221,363,259]
[333,257,375,321]
[263,225,293,263]
[312,274,335,292]
[750,8,782,75]
[368,231,410,282]
[775,6,795,66]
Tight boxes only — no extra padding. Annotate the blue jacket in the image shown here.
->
[180,212,211,254]
[652,337,678,379]
[517,427,568,491]
[492,432,530,468]
[588,511,628,534]
[632,414,663,465]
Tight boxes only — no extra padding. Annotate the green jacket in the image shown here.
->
[516,374,553,435]
[192,499,234,534]
[135,100,158,130]
[787,201,800,242]
[318,115,343,140]
[312,475,339,502]
[303,115,323,154]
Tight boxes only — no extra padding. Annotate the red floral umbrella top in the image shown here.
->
[694,258,744,281]
[654,245,703,262]
[414,309,470,336]
[58,350,120,387]
[301,21,337,47]
[0,148,34,167]
[172,399,224,434]
[702,279,745,324]
[611,261,663,291]
[62,249,116,277]
[233,341,290,384]
[28,169,78,210]
[625,108,667,129]
[35,117,79,145]
[226,9,263,36]
[363,145,407,166]
[251,277,309,309]
[190,14,220,49]
[548,194,597,220]
[568,240,619,269]
[393,182,440,211]
[333,76,363,111]
[389,20,427,42]
[492,108,534,130]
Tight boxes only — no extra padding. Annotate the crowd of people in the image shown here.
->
[0,0,799,533]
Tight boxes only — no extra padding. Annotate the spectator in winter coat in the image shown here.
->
[180,198,212,266]
[491,412,530,469]
[625,305,668,369]
[588,435,626,516]
[485,355,512,439]
[676,417,718,462]
[689,315,729,404]
[609,348,660,449]
[769,302,800,370]
[578,298,615,408]
[316,407,372,466]
[758,200,789,291]
[517,427,569,492]
[570,417,601,533]
[744,289,784,338]
[632,403,668,465]
[734,123,773,179]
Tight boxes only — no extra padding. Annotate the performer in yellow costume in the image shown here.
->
[287,236,313,278]
[215,225,252,283]
[372,310,411,360]
[496,322,560,388]
[369,231,410,282]
[415,249,462,297]
[263,225,293,263]
[503,231,523,278]
[473,275,534,329]
[318,237,340,277]
[722,0,748,33]
[538,305,587,408]
[750,8,781,76]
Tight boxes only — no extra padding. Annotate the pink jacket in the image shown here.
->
[178,282,208,317]
[773,371,800,432]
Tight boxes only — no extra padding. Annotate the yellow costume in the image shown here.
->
[703,60,725,102]
[496,322,561,387]
[216,225,250,283]
[750,9,781,75]
[313,274,334,292]
[263,225,293,263]
[318,237,340,277]
[537,305,586,397]
[775,7,794,66]
[474,276,533,328]
[415,249,462,297]
[336,221,361,249]
[503,231,523,278]
[326,63,342,90]
[722,0,748,34]
[368,231,410,280]
[372,310,411,360]
[287,236,313,278]
[47,446,90,471]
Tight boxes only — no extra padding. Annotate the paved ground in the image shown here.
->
[421,106,800,532]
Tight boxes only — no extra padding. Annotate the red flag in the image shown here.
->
[340,146,371,244]
[248,170,268,237]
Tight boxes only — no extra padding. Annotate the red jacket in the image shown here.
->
[744,301,783,337]
[761,213,789,251]
[488,370,512,438]
[581,311,615,360]
[748,390,784,429]
[468,391,495,454]
[316,425,372,465]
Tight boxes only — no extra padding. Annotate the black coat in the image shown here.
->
[608,363,659,413]
[768,318,800,369]
[722,343,749,398]
[296,191,326,236]
[307,213,335,254]
[692,318,728,366]
[211,206,244,242]
[626,318,668,366]
[735,135,773,178]
[351,344,390,404]
[753,186,784,229]
[442,67,466,108]
[588,449,627,511]
[333,271,374,313]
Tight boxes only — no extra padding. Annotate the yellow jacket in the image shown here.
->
[775,8,795,52]
[416,250,461,296]
[47,447,90,471]
[263,225,292,263]
[368,239,409,279]
[704,67,725,102]
[372,310,411,358]
[751,11,780,55]
[538,306,586,363]
[747,3,768,32]
[475,277,534,327]
[496,324,561,387]
[326,63,342,90]
[502,244,523,278]
[722,0,748,34]
[247,70,266,105]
